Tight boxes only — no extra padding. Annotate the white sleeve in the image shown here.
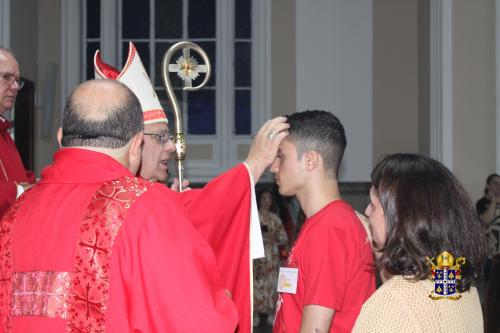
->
[243,162,265,259]
[16,183,25,198]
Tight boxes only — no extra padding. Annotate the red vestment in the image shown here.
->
[0,148,239,332]
[0,117,34,219]
[176,164,256,333]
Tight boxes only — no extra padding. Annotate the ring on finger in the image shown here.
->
[267,128,277,139]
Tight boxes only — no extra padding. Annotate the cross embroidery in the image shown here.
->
[73,283,103,320]
[79,230,109,266]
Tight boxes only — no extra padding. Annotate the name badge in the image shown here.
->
[277,267,298,294]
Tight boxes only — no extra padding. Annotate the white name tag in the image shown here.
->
[277,267,298,294]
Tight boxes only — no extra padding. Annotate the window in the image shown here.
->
[68,0,270,181]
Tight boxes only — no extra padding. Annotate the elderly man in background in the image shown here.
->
[0,48,35,219]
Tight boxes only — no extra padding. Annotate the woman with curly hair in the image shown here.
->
[353,153,487,332]
[253,188,288,327]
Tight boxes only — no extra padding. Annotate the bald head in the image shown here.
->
[71,80,132,121]
[61,79,143,148]
[0,47,17,61]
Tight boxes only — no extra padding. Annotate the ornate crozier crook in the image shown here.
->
[161,42,211,191]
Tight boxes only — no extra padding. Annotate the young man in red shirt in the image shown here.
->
[271,110,375,333]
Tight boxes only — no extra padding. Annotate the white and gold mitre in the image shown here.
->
[94,42,167,125]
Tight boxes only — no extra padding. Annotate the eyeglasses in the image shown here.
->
[144,132,173,145]
[0,72,24,89]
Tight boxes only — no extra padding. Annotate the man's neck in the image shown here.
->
[70,145,130,169]
[296,177,341,218]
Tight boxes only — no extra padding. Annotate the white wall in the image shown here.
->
[453,0,495,200]
[373,1,420,163]
[296,0,373,181]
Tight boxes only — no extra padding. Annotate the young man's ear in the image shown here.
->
[56,127,63,148]
[304,151,320,171]
[128,132,144,175]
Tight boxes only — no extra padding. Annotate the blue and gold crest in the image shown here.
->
[426,251,466,300]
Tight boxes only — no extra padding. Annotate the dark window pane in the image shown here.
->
[155,0,182,38]
[122,42,150,76]
[188,90,215,135]
[235,90,251,135]
[234,42,251,87]
[86,0,101,38]
[155,42,184,88]
[86,42,100,80]
[122,0,150,38]
[188,0,215,38]
[235,0,251,39]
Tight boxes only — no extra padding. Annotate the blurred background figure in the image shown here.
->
[477,174,500,226]
[276,194,304,247]
[253,188,288,327]
[476,173,500,332]
[476,174,500,279]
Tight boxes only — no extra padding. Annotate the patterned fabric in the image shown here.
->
[253,212,288,315]
[12,271,71,318]
[0,190,31,331]
[67,176,152,332]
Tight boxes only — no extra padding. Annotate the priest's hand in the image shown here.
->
[245,116,289,182]
[170,178,191,192]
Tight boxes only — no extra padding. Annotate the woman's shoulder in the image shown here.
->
[353,276,422,332]
[357,276,411,314]
[355,275,483,332]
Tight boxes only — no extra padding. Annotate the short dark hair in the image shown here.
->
[287,110,346,178]
[372,153,487,291]
[61,82,143,148]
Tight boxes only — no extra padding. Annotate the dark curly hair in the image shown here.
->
[372,153,487,291]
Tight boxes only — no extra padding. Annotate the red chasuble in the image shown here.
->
[0,148,238,332]
[0,117,35,219]
[176,164,254,333]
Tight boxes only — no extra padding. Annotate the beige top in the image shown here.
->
[352,275,483,333]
